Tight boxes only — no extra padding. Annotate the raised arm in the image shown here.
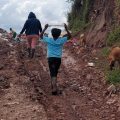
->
[64,23,72,40]
[40,24,49,39]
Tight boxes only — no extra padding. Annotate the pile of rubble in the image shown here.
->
[0,28,10,41]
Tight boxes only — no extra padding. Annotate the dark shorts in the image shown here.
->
[48,57,61,78]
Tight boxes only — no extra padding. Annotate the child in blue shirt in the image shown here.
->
[40,23,71,95]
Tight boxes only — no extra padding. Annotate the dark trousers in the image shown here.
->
[48,57,61,78]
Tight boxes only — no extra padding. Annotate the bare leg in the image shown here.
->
[27,38,32,57]
[31,36,38,58]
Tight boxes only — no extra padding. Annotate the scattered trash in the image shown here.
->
[95,57,98,60]
[87,62,95,67]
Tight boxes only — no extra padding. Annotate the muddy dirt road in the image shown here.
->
[0,36,120,120]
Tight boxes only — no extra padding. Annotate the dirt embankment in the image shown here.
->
[0,29,120,120]
[86,0,115,48]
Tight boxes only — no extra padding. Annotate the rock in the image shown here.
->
[72,104,77,110]
[3,102,19,107]
[86,74,92,80]
[118,106,120,112]
[106,98,117,105]
[106,84,116,95]
[32,106,40,112]
[79,86,87,94]
[0,64,4,70]
[95,57,99,60]
[35,87,46,95]
[10,83,14,87]
[92,50,97,55]
[111,114,116,118]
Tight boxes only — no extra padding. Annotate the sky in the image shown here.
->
[0,0,71,33]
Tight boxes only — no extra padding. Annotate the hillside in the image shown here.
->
[67,0,119,47]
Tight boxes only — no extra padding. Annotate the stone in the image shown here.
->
[118,106,120,112]
[92,50,97,55]
[3,102,19,107]
[86,74,92,80]
[0,64,4,70]
[106,98,117,105]
[107,84,116,95]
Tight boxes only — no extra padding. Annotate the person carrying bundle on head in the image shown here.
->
[19,12,42,58]
[40,23,72,95]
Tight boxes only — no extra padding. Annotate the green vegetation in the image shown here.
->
[96,47,120,84]
[67,0,90,32]
[107,0,120,46]
[106,69,120,84]
[107,27,120,46]
[67,0,120,85]
[101,47,110,57]
[116,0,120,7]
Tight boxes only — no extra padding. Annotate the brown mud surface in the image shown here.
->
[0,35,120,120]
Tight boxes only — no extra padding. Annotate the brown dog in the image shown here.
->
[108,47,120,70]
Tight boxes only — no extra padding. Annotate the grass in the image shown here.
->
[100,47,110,57]
[67,0,90,33]
[107,27,120,46]
[106,69,120,84]
[95,47,120,84]
[98,1,120,85]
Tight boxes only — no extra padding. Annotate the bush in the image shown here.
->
[106,69,120,84]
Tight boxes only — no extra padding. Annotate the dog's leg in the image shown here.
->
[110,60,115,70]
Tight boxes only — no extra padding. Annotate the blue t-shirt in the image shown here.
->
[42,36,68,58]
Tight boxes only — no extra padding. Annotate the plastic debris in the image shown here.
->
[87,62,95,67]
